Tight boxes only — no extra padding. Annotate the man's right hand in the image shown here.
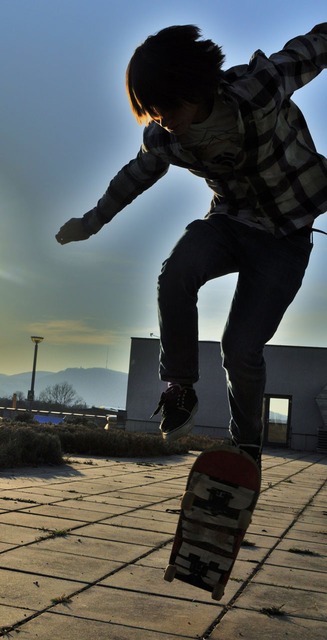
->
[55,218,92,245]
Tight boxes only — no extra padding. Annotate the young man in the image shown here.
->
[56,24,327,468]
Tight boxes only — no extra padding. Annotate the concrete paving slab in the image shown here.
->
[238,532,279,548]
[48,496,138,515]
[297,513,327,526]
[119,484,182,498]
[0,522,47,545]
[102,513,177,535]
[0,545,122,582]
[74,522,170,547]
[13,611,196,640]
[256,508,300,519]
[304,503,327,512]
[78,493,157,509]
[35,480,118,494]
[0,568,82,614]
[8,486,91,500]
[227,558,259,583]
[0,511,79,531]
[134,545,173,569]
[289,521,327,535]
[247,521,292,537]
[255,502,299,514]
[253,563,327,592]
[144,496,181,510]
[31,534,152,563]
[276,538,327,555]
[52,583,220,637]
[99,490,167,504]
[0,541,14,552]
[233,582,327,621]
[237,544,270,565]
[21,502,123,523]
[0,604,38,629]
[131,506,182,524]
[284,528,327,544]
[209,607,327,639]
[259,493,309,504]
[312,495,327,504]
[163,477,189,486]
[257,491,300,501]
[0,496,44,510]
[264,548,327,572]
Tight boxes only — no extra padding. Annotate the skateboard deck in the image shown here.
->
[164,444,261,600]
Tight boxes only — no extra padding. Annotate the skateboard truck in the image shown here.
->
[189,553,209,577]
[207,487,232,516]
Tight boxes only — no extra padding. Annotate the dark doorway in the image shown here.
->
[263,395,292,447]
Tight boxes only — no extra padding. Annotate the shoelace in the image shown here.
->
[150,385,183,418]
[313,228,327,236]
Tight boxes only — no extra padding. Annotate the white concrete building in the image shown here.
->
[125,337,327,452]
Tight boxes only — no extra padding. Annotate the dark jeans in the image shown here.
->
[157,216,313,445]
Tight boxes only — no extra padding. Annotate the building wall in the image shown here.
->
[264,345,326,451]
[126,337,327,451]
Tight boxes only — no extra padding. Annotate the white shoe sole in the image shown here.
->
[161,418,195,442]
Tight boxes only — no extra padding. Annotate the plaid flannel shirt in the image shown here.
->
[84,25,327,238]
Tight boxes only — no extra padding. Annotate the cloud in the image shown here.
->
[0,268,26,285]
[26,319,122,346]
[271,308,327,347]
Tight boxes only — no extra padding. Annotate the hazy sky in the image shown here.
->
[0,0,326,376]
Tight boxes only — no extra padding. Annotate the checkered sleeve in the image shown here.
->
[269,26,327,96]
[82,147,169,233]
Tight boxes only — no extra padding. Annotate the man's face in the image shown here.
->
[151,101,200,136]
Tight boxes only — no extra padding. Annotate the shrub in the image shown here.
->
[41,424,190,457]
[13,412,37,424]
[0,424,63,468]
[0,421,219,468]
[182,434,224,451]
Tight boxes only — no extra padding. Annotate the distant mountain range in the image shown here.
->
[0,368,128,409]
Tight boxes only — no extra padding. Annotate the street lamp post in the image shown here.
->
[27,336,44,407]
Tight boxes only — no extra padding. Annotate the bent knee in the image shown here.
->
[221,332,264,372]
[158,255,202,299]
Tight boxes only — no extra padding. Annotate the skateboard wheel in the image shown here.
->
[238,511,252,529]
[164,564,176,582]
[212,584,225,601]
[181,490,195,510]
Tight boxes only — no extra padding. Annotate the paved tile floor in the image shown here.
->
[0,448,326,639]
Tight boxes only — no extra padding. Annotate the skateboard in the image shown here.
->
[164,444,261,600]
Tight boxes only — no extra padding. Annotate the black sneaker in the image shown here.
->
[151,384,198,442]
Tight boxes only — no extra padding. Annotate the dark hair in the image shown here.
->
[126,25,225,124]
